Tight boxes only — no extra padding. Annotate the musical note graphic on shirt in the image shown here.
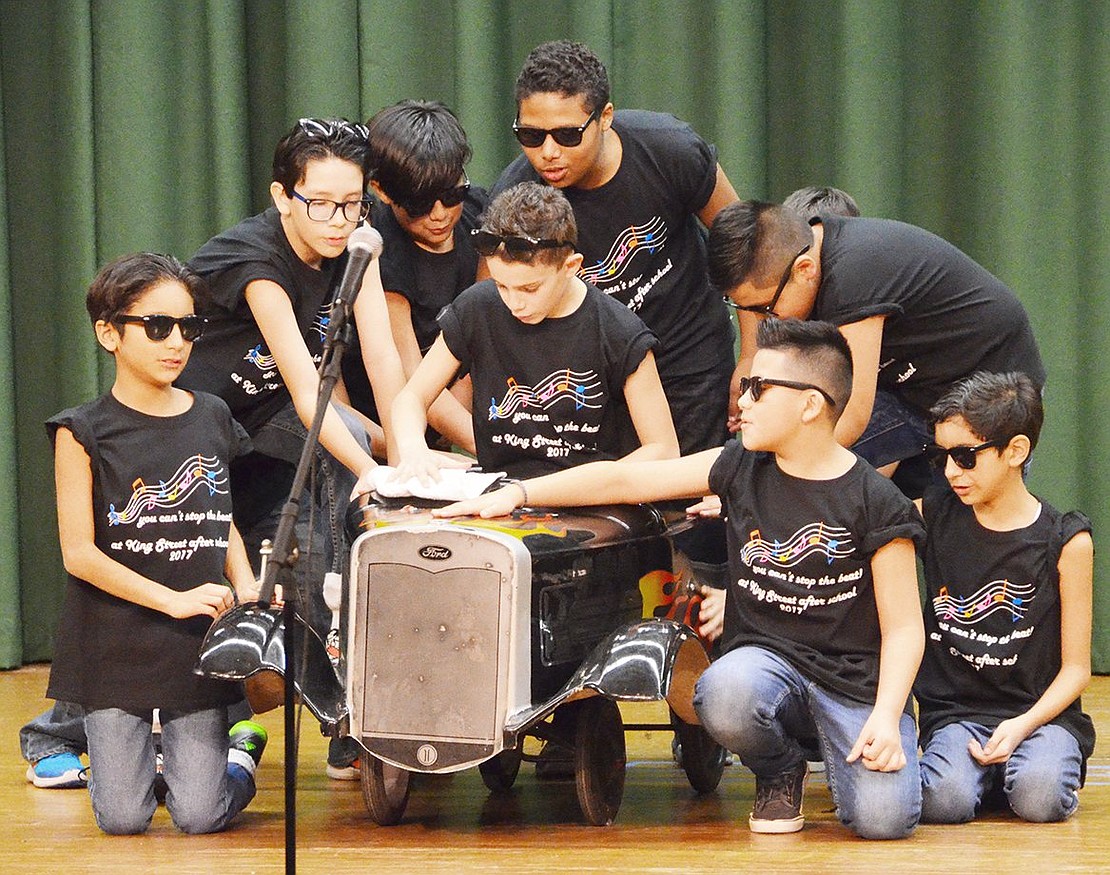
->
[488,369,603,420]
[107,454,229,526]
[579,217,669,286]
[931,578,1036,625]
[243,344,277,371]
[739,521,855,569]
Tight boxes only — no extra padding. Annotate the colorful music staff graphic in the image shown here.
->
[488,369,602,420]
[107,454,228,526]
[739,522,854,569]
[932,578,1035,625]
[580,217,668,286]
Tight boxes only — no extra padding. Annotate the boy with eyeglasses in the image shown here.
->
[436,317,926,839]
[177,117,406,778]
[42,252,270,834]
[340,100,486,456]
[389,181,678,485]
[492,40,739,459]
[914,371,1094,824]
[710,201,1044,499]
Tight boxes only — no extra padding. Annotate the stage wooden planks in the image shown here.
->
[3,664,1108,874]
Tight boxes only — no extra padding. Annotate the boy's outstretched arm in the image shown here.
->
[54,428,235,620]
[434,449,721,518]
[970,531,1093,765]
[832,315,885,449]
[848,537,923,772]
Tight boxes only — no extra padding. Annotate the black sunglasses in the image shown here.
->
[723,243,812,316]
[512,108,598,149]
[925,440,1005,470]
[393,173,471,218]
[471,229,573,260]
[113,314,208,342]
[739,375,837,407]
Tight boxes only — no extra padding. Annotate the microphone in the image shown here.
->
[334,224,384,311]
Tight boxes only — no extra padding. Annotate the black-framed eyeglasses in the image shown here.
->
[723,243,812,316]
[512,108,599,149]
[392,172,471,218]
[291,190,372,223]
[113,313,208,343]
[925,440,1005,471]
[296,117,369,141]
[739,375,836,407]
[471,229,574,260]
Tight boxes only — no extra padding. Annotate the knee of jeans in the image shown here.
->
[1005,768,1076,823]
[920,775,979,824]
[841,775,921,840]
[94,802,154,836]
[693,666,764,743]
[168,798,226,835]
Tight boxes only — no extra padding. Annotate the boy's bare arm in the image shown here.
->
[620,350,680,462]
[833,315,886,449]
[971,531,1093,765]
[54,428,234,620]
[848,537,923,771]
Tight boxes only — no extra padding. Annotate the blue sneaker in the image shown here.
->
[27,752,88,789]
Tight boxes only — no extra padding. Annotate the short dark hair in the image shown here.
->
[784,186,860,220]
[708,201,812,291]
[514,40,610,115]
[480,182,577,265]
[86,252,207,325]
[756,317,853,417]
[367,100,471,201]
[930,371,1044,452]
[272,118,370,197]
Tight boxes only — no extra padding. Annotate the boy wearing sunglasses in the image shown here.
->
[437,317,926,840]
[493,40,739,459]
[390,182,679,485]
[710,201,1044,499]
[914,371,1094,824]
[339,100,486,454]
[42,252,270,834]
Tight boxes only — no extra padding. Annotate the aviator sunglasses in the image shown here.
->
[739,375,837,407]
[925,440,1005,470]
[113,313,208,343]
[471,229,573,260]
[512,107,599,149]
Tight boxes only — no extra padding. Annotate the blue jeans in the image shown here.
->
[919,721,1081,823]
[694,646,921,839]
[20,700,87,762]
[851,389,932,468]
[85,706,255,835]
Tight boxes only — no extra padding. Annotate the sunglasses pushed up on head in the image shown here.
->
[471,229,573,261]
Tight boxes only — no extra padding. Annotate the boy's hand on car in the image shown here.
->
[167,583,237,620]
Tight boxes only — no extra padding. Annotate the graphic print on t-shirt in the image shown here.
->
[488,369,602,420]
[740,522,855,568]
[579,217,668,286]
[732,522,860,617]
[107,454,229,526]
[931,577,1038,672]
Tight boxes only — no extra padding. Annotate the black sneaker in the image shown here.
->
[228,720,268,771]
[749,763,807,833]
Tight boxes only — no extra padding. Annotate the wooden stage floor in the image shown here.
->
[4,664,1108,874]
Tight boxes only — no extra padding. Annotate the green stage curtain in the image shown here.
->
[1,0,1107,667]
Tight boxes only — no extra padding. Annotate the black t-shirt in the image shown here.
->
[180,207,343,434]
[341,189,487,417]
[492,109,734,381]
[914,486,1096,762]
[438,279,656,479]
[708,442,926,704]
[813,215,1046,413]
[46,392,250,712]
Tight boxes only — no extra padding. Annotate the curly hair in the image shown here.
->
[514,40,610,114]
[480,182,577,265]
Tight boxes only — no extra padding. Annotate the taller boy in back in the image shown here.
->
[493,40,739,456]
[439,318,926,840]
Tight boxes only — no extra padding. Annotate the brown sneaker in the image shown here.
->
[749,763,807,833]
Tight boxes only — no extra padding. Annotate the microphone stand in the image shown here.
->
[255,296,358,875]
